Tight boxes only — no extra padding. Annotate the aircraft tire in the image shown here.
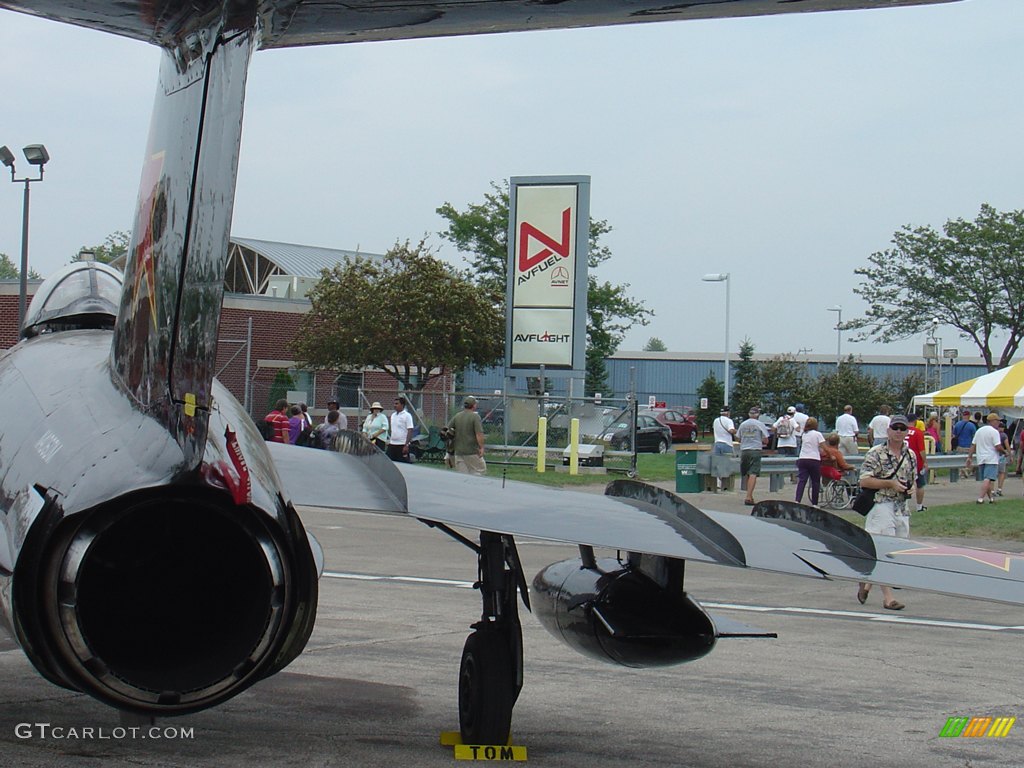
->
[458,630,514,745]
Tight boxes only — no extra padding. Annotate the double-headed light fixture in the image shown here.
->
[1,143,50,329]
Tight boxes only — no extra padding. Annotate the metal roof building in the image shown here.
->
[225,237,383,297]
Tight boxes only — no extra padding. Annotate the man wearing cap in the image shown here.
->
[737,408,771,506]
[791,403,809,452]
[362,402,389,451]
[773,407,798,456]
[447,396,486,476]
[856,413,918,611]
[966,413,1005,504]
[712,407,736,455]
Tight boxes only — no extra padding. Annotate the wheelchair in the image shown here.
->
[820,465,858,511]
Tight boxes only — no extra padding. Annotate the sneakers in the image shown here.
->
[990,497,997,504]
[977,499,985,504]
[995,489,1004,497]
[916,505,928,512]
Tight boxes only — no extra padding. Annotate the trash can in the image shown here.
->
[675,448,700,493]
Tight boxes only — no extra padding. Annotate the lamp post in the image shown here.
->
[1,143,50,330]
[827,305,842,367]
[701,272,730,406]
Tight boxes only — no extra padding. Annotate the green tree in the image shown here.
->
[268,370,296,410]
[848,204,1024,370]
[757,354,813,418]
[73,231,129,265]
[730,338,762,415]
[695,372,724,434]
[292,240,504,392]
[643,336,668,352]
[0,253,41,279]
[438,182,652,395]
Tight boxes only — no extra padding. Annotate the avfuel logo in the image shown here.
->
[513,332,570,344]
[516,207,571,286]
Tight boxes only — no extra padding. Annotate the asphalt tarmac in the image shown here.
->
[0,490,1021,767]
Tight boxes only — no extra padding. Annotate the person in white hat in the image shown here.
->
[362,401,389,451]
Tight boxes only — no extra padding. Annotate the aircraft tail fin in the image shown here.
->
[111,21,257,468]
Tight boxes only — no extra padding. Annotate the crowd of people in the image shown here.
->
[261,394,488,477]
[723,401,1022,612]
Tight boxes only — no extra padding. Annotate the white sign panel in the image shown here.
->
[510,308,574,367]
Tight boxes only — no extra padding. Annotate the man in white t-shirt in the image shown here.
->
[387,396,416,463]
[791,404,809,451]
[712,407,736,455]
[868,405,892,446]
[835,405,860,456]
[966,412,1005,504]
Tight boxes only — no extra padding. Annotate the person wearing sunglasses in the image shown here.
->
[856,413,918,611]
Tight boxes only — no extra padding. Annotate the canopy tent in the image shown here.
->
[912,360,1024,418]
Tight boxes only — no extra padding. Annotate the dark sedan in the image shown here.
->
[601,413,673,453]
[641,408,698,443]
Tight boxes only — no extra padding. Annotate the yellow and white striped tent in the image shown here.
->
[912,360,1024,417]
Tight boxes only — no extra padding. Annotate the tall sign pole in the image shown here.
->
[505,176,589,381]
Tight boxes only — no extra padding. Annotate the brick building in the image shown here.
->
[2,237,455,425]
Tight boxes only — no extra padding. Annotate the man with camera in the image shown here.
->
[855,413,918,611]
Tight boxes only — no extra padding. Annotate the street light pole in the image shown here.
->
[1,144,50,331]
[702,273,731,406]
[827,305,842,367]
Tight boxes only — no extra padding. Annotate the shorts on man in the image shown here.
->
[864,500,910,538]
[740,452,762,477]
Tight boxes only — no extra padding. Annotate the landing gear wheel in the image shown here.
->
[459,630,514,745]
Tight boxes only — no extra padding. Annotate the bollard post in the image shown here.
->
[537,416,547,473]
[569,418,580,475]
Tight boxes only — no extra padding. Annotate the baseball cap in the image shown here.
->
[749,407,760,417]
[786,406,796,414]
[720,406,730,414]
[464,395,477,406]
[888,414,909,427]
[987,412,1000,422]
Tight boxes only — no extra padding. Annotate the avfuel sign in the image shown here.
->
[505,176,589,376]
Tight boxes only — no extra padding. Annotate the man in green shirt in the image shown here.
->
[448,396,486,476]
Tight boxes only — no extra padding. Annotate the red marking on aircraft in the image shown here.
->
[518,207,572,273]
[888,544,1023,573]
[131,150,164,329]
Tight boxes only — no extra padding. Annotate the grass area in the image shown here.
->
[824,504,1024,542]
[907,499,1024,541]
[481,451,676,486]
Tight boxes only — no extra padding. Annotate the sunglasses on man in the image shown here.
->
[889,423,908,431]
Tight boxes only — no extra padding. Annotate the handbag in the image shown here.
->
[852,488,877,515]
[853,451,908,516]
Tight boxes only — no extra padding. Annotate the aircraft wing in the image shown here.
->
[0,0,958,50]
[268,443,1024,607]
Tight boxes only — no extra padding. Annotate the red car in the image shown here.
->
[640,408,698,443]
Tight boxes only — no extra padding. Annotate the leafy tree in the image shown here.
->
[73,231,130,265]
[695,372,724,433]
[268,370,296,410]
[292,240,504,392]
[0,253,41,279]
[438,182,652,395]
[757,354,813,418]
[848,204,1024,370]
[643,336,667,352]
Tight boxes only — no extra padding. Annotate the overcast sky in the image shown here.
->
[1,0,1021,359]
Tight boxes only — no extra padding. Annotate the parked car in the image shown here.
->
[601,413,673,453]
[640,408,697,443]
